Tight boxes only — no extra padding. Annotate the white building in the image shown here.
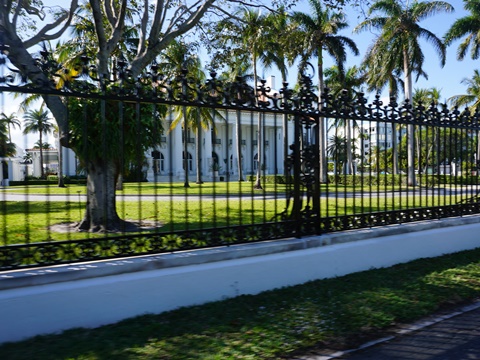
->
[355,122,406,161]
[145,110,294,182]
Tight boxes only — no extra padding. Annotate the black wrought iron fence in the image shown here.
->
[1,52,480,271]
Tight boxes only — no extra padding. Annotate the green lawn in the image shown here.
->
[0,183,462,246]
[1,247,480,359]
[3,181,291,196]
[2,181,403,195]
[1,192,459,245]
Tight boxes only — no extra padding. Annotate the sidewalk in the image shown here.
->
[293,301,480,360]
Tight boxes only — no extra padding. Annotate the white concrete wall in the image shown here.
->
[1,217,480,344]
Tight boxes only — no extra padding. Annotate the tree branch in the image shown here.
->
[105,0,127,55]
[12,0,24,29]
[24,0,79,49]
[137,0,150,55]
[104,0,117,25]
[89,0,107,48]
[148,0,168,50]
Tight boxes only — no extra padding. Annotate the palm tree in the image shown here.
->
[290,0,359,182]
[361,43,406,176]
[0,112,21,143]
[327,134,347,175]
[266,8,297,180]
[448,69,480,166]
[160,40,199,188]
[354,0,453,186]
[413,87,443,174]
[34,140,52,149]
[324,65,365,175]
[162,40,221,186]
[0,122,16,157]
[23,106,54,178]
[444,0,480,60]
[170,94,221,185]
[214,8,272,187]
[264,8,291,83]
[0,122,16,183]
[448,70,480,110]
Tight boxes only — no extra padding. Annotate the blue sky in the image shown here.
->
[2,0,478,149]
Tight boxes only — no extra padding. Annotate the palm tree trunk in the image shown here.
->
[39,133,44,178]
[392,124,399,175]
[57,142,65,187]
[477,130,480,171]
[318,55,327,183]
[253,55,263,189]
[236,110,243,181]
[183,123,190,188]
[346,120,353,174]
[195,126,203,184]
[404,50,416,186]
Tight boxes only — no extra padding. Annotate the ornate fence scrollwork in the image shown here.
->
[2,51,480,270]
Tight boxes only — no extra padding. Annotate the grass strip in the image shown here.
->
[1,247,480,359]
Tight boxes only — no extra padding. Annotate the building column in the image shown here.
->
[146,151,155,182]
[230,124,237,176]
[276,127,283,175]
[204,127,213,178]
[172,125,183,179]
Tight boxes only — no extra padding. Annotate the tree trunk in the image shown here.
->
[253,56,262,190]
[39,133,44,178]
[183,123,190,188]
[404,50,416,186]
[477,130,480,171]
[195,126,203,184]
[346,120,353,175]
[254,111,263,189]
[392,124,399,175]
[318,55,327,183]
[236,110,243,181]
[78,159,123,232]
[57,142,65,187]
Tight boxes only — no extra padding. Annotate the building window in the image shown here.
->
[183,151,193,171]
[230,154,244,171]
[152,150,164,174]
[253,153,266,171]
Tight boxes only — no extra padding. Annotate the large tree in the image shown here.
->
[290,0,359,183]
[0,0,284,232]
[354,0,453,186]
